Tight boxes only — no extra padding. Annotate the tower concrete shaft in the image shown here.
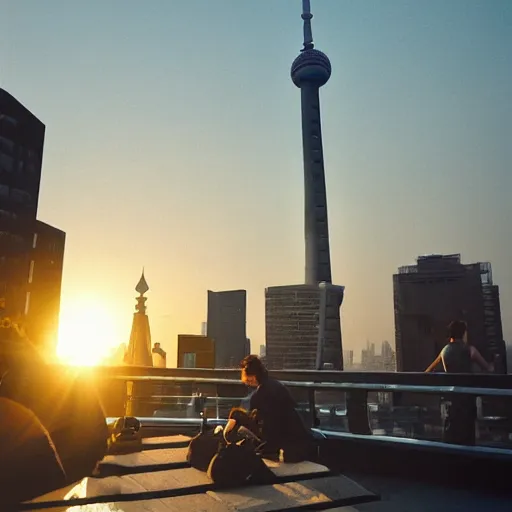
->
[301,84,332,285]
[291,1,333,285]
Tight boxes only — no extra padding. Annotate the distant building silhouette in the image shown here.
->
[381,340,396,371]
[343,350,354,369]
[177,334,214,368]
[201,321,207,336]
[264,3,344,370]
[394,254,506,373]
[0,88,65,356]
[206,289,246,368]
[105,342,126,366]
[125,271,153,367]
[152,342,167,368]
[359,341,396,372]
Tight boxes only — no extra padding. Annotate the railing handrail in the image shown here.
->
[109,374,512,397]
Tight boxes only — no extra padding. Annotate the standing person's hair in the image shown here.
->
[240,355,268,383]
[448,320,467,340]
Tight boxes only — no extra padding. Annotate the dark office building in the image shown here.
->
[393,254,506,373]
[0,88,65,355]
[206,289,247,368]
[0,89,44,220]
[24,221,66,355]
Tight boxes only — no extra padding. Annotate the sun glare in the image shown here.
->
[57,298,123,366]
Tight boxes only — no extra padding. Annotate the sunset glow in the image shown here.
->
[57,298,124,366]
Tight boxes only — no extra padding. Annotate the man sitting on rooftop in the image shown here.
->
[240,355,316,462]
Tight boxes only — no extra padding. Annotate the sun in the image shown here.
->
[57,298,124,366]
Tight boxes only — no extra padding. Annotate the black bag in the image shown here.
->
[207,440,276,487]
[187,427,225,472]
[107,416,142,455]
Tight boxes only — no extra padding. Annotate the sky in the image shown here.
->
[1,0,511,366]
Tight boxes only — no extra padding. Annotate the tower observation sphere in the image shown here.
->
[291,49,331,88]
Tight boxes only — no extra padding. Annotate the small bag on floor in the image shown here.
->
[207,440,276,487]
[187,425,225,472]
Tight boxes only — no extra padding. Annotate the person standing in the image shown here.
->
[425,320,494,445]
[425,320,495,374]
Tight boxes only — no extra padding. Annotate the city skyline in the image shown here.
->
[1,1,510,366]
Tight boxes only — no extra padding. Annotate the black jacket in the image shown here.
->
[249,377,311,452]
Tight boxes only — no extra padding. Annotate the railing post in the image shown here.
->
[125,380,133,416]
[308,388,319,428]
[440,394,476,445]
[346,389,372,435]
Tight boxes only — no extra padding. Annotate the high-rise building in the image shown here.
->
[266,283,344,370]
[206,289,247,368]
[177,334,215,369]
[0,89,44,220]
[393,254,507,373]
[0,88,65,355]
[381,340,396,372]
[201,321,207,336]
[24,221,66,354]
[265,2,344,370]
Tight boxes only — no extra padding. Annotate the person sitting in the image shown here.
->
[239,355,316,462]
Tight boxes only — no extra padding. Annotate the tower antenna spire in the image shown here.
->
[301,0,314,51]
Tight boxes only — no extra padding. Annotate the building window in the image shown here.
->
[28,260,35,284]
[183,352,196,368]
[24,291,31,316]
[32,233,38,249]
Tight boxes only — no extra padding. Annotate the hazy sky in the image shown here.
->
[1,0,511,366]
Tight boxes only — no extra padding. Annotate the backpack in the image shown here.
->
[187,425,225,472]
[187,408,276,487]
[207,440,276,487]
[107,416,142,455]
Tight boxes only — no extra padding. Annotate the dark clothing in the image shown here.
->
[439,340,476,445]
[441,397,476,446]
[441,340,472,373]
[249,377,314,462]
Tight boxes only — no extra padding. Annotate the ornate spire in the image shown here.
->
[135,268,149,296]
[125,269,153,367]
[301,0,314,51]
[134,269,149,315]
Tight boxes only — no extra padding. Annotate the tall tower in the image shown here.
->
[265,1,344,370]
[291,0,333,285]
[125,270,153,367]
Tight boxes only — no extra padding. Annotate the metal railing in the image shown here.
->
[96,371,512,450]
